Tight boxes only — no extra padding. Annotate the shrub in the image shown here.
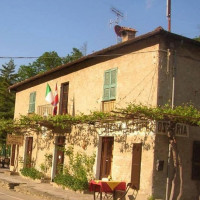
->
[54,146,95,191]
[147,196,155,200]
[54,172,88,191]
[20,167,43,180]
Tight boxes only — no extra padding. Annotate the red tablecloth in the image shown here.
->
[89,180,126,193]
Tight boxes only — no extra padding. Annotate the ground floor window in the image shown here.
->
[192,141,200,180]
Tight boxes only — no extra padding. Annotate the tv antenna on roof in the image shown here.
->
[111,7,124,24]
[110,7,124,43]
[110,7,124,26]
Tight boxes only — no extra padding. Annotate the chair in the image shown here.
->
[118,183,138,200]
[4,158,10,168]
[0,157,5,168]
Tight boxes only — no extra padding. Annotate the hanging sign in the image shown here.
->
[6,134,24,146]
[156,121,189,137]
[175,123,189,137]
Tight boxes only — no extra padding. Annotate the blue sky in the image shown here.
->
[0,0,199,70]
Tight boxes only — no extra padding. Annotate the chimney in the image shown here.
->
[120,27,137,42]
[114,25,137,42]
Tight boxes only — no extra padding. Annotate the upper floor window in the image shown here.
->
[192,141,200,180]
[103,68,117,101]
[28,92,36,113]
[59,82,69,115]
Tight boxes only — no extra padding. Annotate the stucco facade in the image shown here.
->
[10,27,200,200]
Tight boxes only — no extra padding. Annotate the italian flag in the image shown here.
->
[45,83,54,105]
[53,83,59,115]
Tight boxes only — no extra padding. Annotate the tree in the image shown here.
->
[17,49,83,81]
[0,59,17,153]
[0,59,18,85]
[62,48,83,64]
[32,51,62,72]
[0,59,17,119]
[17,63,38,82]
[17,51,62,82]
[194,36,200,42]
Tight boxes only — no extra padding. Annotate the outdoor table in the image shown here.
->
[89,180,126,200]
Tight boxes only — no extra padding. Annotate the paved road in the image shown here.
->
[0,187,43,200]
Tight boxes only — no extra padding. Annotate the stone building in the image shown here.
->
[9,26,200,200]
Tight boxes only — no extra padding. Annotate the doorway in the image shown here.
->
[25,137,33,168]
[55,136,65,175]
[99,137,114,179]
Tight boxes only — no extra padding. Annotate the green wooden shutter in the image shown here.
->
[103,71,111,101]
[103,68,117,101]
[28,92,36,113]
[110,69,117,99]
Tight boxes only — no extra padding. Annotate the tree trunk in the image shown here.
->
[169,140,178,200]
[177,154,183,200]
[167,123,183,200]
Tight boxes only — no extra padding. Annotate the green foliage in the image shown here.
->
[40,153,53,174]
[62,48,83,64]
[121,103,200,126]
[0,59,17,119]
[194,36,200,42]
[147,196,155,200]
[20,167,44,180]
[33,51,63,72]
[17,49,83,81]
[54,146,95,191]
[17,64,38,82]
[0,59,17,148]
[2,103,200,136]
[0,143,10,157]
[0,59,18,85]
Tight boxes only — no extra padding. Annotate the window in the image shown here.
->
[192,141,200,180]
[131,143,142,190]
[28,92,36,113]
[59,82,69,115]
[103,68,117,101]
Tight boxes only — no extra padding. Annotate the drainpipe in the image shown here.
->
[171,50,176,109]
[165,50,176,200]
[166,143,171,200]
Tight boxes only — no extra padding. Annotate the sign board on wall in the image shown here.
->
[156,121,189,137]
[6,134,24,146]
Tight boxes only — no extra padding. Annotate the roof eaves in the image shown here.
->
[11,27,200,91]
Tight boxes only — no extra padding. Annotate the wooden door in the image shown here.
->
[10,144,16,166]
[131,143,142,190]
[55,136,65,174]
[192,141,200,180]
[59,83,69,115]
[26,137,33,168]
[100,137,114,179]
